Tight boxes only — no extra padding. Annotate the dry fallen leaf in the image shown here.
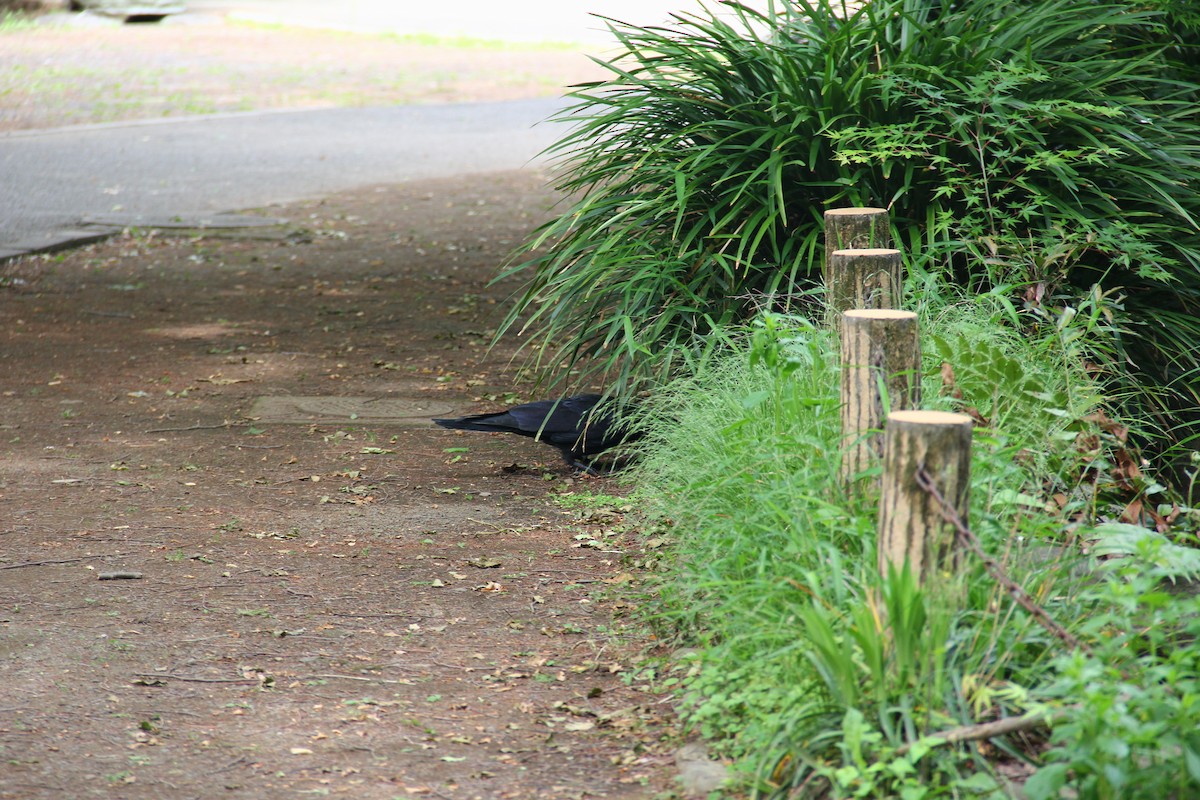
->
[564,721,595,732]
[131,677,166,687]
[199,375,251,385]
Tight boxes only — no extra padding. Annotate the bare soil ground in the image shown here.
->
[0,14,687,800]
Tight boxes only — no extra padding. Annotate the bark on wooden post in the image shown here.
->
[840,310,921,484]
[827,248,903,317]
[877,410,972,583]
[824,207,891,255]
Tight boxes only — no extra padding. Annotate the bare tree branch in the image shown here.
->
[915,464,1091,655]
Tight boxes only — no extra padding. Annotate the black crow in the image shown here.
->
[433,394,638,473]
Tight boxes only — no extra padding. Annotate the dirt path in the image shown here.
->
[0,171,679,800]
[0,16,684,800]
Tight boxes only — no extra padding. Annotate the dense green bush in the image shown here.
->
[1026,552,1200,800]
[549,4,1200,790]
[625,302,1200,798]
[498,0,1200,441]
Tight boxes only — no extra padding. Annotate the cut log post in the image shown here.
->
[827,248,903,318]
[824,207,891,320]
[840,310,921,484]
[824,207,891,254]
[877,410,972,583]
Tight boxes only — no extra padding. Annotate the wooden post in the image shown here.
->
[824,207,891,254]
[840,310,921,484]
[877,410,972,583]
[827,248,903,317]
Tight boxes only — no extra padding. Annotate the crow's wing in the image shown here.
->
[535,396,636,457]
[434,393,637,469]
[505,394,603,436]
[434,411,527,434]
[434,395,602,437]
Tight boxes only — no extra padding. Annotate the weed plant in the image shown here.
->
[498,0,1200,446]
[0,11,37,30]
[1026,555,1200,800]
[627,293,1200,797]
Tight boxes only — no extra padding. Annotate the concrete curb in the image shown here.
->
[0,228,120,263]
[0,214,290,263]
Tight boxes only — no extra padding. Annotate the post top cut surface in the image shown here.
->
[888,410,973,426]
[843,309,917,320]
[831,248,901,257]
[825,207,888,216]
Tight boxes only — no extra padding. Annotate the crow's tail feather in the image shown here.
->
[433,417,509,433]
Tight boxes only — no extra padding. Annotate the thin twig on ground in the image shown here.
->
[915,464,1091,656]
[133,673,259,684]
[145,423,237,433]
[894,709,1065,757]
[304,674,416,685]
[0,557,92,570]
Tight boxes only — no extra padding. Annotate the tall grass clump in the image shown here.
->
[497,0,1200,444]
[626,291,1200,796]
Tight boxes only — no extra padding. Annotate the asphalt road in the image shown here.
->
[0,97,567,257]
[0,0,768,258]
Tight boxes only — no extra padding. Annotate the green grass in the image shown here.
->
[0,17,584,132]
[0,12,39,32]
[228,17,582,51]
[621,285,1200,797]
